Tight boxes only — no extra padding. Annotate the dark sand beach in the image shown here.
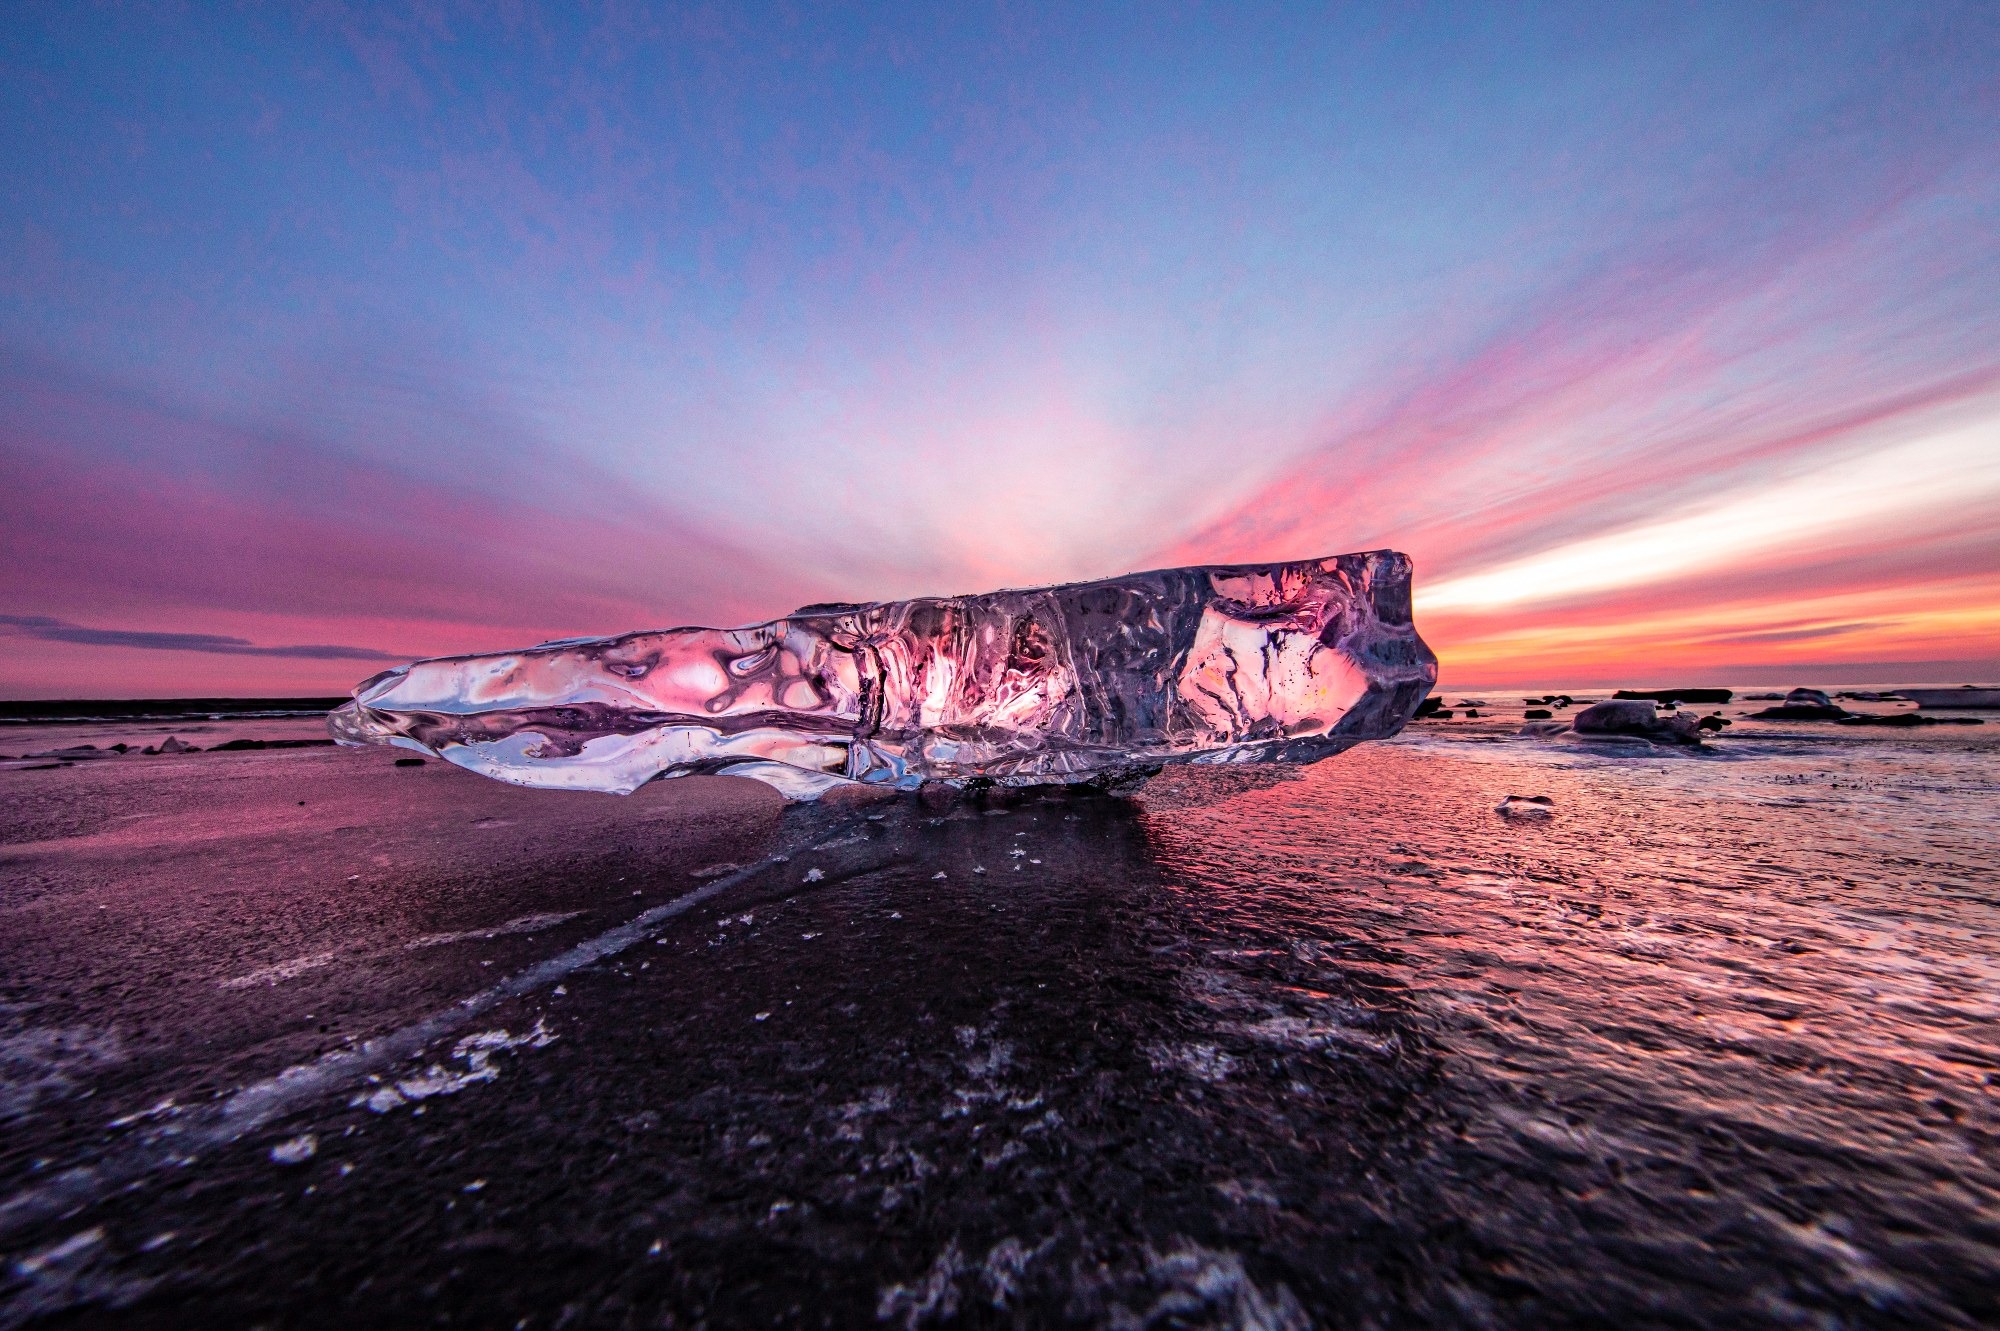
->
[2,700,1997,1328]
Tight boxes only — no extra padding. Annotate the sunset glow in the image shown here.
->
[3,5,1996,695]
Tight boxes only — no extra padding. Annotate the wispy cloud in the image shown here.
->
[2,6,1996,692]
[1416,405,2000,613]
[1700,622,1887,647]
[0,352,830,637]
[0,615,402,661]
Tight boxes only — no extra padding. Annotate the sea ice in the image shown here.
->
[329,551,1437,800]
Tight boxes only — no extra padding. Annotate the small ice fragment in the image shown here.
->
[973,866,986,874]
[755,1011,771,1022]
[889,912,903,920]
[270,1134,317,1165]
[109,1098,177,1128]
[16,1228,105,1275]
[464,1179,485,1192]
[1495,794,1556,817]
[802,932,820,940]
[328,552,1437,800]
[1009,848,1025,857]
[804,868,825,883]
[932,871,947,880]
[1029,859,1041,865]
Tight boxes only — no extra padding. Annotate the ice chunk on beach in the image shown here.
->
[329,551,1437,800]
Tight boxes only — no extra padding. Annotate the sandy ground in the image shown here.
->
[1,726,1996,1328]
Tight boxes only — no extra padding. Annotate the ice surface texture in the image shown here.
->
[329,551,1437,800]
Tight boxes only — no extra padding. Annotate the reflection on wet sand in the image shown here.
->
[0,719,1995,1326]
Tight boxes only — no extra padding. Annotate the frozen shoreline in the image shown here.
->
[2,717,1996,1326]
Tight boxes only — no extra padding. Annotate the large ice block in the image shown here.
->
[329,551,1438,799]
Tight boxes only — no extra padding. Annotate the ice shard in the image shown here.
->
[329,551,1438,800]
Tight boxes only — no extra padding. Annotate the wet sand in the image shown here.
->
[1,717,1996,1327]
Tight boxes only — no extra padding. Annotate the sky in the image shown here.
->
[2,2,1997,696]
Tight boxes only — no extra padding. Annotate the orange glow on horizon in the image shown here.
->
[1424,571,2000,686]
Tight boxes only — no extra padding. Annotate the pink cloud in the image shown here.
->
[0,370,837,695]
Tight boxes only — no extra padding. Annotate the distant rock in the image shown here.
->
[1570,699,1703,745]
[394,757,427,767]
[1613,688,1732,705]
[1836,713,1982,727]
[209,738,336,751]
[1516,700,1704,746]
[1524,708,1553,720]
[1748,688,1849,721]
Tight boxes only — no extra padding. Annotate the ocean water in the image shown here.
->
[0,690,1995,1326]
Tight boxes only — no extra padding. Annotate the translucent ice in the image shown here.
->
[329,551,1438,800]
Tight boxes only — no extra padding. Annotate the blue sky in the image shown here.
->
[3,2,1997,692]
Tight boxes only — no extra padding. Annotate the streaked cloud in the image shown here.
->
[1417,407,2000,613]
[0,616,401,661]
[0,4,1996,693]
